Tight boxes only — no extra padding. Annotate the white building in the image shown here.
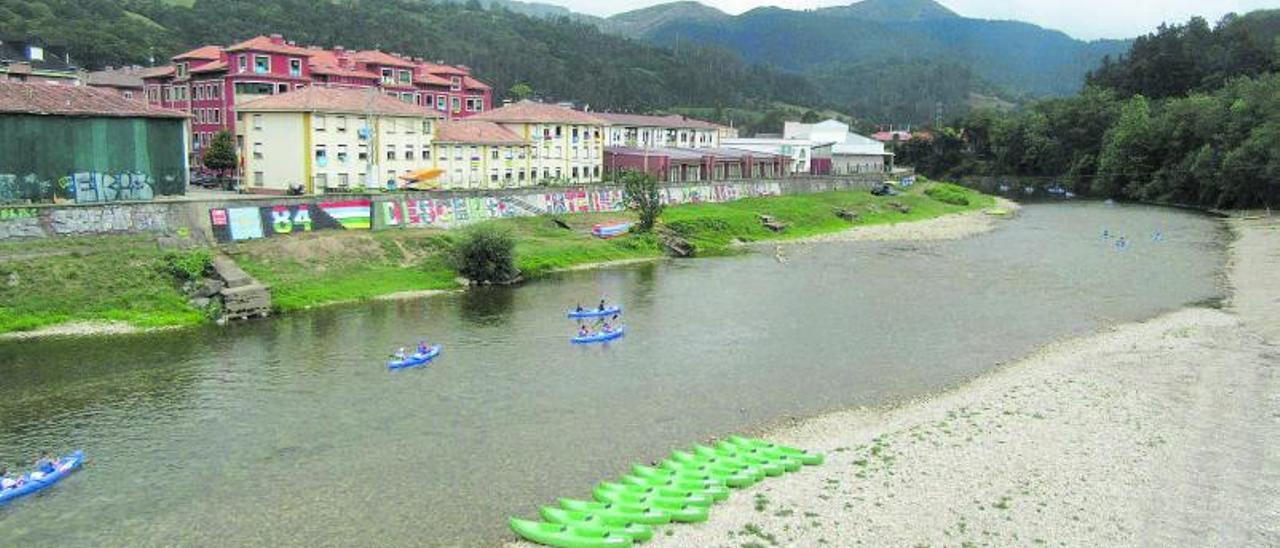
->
[470,100,606,184]
[721,137,822,175]
[597,113,721,150]
[784,119,892,174]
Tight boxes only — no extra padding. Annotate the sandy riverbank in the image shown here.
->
[640,217,1278,547]
[778,197,1022,244]
[0,320,162,340]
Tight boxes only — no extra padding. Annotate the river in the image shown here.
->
[0,202,1226,546]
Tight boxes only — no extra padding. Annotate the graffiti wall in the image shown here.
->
[376,182,780,230]
[0,204,172,239]
[210,199,372,242]
[0,115,187,204]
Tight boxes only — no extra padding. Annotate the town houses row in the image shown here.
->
[2,34,896,195]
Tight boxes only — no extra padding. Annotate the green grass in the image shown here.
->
[0,181,994,331]
[0,235,206,333]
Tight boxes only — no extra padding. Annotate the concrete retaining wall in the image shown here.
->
[0,173,900,243]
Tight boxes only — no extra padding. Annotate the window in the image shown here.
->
[194,85,203,100]
[437,96,447,111]
[404,117,415,133]
[423,94,433,107]
[381,69,394,84]
[314,114,326,131]
[314,173,328,188]
[491,149,499,161]
[254,55,270,74]
[238,55,248,73]
[124,91,134,100]
[398,70,411,84]
[253,142,263,160]
[337,116,347,132]
[253,115,263,130]
[470,146,480,161]
[289,58,302,77]
[177,62,188,79]
[276,83,289,94]
[337,144,349,163]
[422,148,431,160]
[572,167,579,179]
[400,92,415,104]
[555,126,563,138]
[314,144,327,165]
[421,120,432,134]
[450,76,461,91]
[453,146,462,161]
[253,172,264,187]
[386,145,396,161]
[338,173,349,187]
[451,96,461,113]
[234,82,274,97]
[405,145,414,161]
[358,144,368,161]
[593,166,600,178]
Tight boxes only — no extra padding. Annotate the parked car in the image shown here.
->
[871,182,899,196]
[191,172,220,189]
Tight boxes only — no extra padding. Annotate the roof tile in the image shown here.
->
[434,120,524,145]
[0,82,188,118]
[235,86,441,117]
[470,100,605,125]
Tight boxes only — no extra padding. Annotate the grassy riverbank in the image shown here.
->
[0,182,994,334]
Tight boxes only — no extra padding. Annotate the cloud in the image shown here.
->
[549,0,1279,40]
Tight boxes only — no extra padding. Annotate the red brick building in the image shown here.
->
[141,34,492,156]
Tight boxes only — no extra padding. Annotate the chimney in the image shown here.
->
[269,34,284,45]
[287,40,296,46]
[334,46,345,52]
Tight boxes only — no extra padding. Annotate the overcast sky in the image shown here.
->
[551,0,1280,40]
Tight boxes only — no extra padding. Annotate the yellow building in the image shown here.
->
[469,100,606,185]
[431,120,533,189]
[235,86,442,193]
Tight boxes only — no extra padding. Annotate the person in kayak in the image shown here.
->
[0,467,19,489]
[601,322,613,333]
[392,347,408,361]
[417,341,430,355]
[578,325,590,337]
[598,299,607,311]
[575,303,584,313]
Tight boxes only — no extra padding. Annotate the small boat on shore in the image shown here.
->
[387,345,442,370]
[591,222,632,239]
[0,450,85,506]
[567,306,622,319]
[572,327,625,344]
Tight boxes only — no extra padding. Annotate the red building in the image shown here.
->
[605,146,790,183]
[141,34,492,155]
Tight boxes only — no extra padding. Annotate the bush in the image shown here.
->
[924,183,973,206]
[451,224,519,284]
[620,171,664,231]
[162,249,213,281]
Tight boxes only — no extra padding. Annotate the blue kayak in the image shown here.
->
[568,306,622,319]
[387,345,442,370]
[572,326,626,344]
[0,450,85,506]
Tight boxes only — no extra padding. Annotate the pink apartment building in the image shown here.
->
[141,34,493,156]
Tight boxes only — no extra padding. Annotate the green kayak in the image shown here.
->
[691,445,786,476]
[713,441,803,472]
[659,459,760,487]
[509,518,633,548]
[558,499,672,525]
[727,436,825,465]
[590,489,709,523]
[630,465,727,487]
[620,474,729,501]
[539,507,654,542]
[670,450,767,479]
[596,481,714,506]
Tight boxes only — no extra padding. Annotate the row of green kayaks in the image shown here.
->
[510,436,824,548]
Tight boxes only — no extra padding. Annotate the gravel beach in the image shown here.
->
[643,216,1279,548]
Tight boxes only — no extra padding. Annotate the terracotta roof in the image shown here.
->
[434,120,524,145]
[419,62,468,76]
[225,36,314,56]
[137,65,175,79]
[470,100,605,125]
[417,74,452,87]
[351,50,415,68]
[189,60,228,74]
[0,82,188,118]
[173,45,223,61]
[82,67,146,89]
[596,112,719,129]
[235,86,441,117]
[462,76,490,91]
[309,63,379,80]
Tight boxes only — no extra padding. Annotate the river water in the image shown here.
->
[0,203,1226,546]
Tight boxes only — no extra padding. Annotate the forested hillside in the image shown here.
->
[0,0,820,114]
[901,11,1280,209]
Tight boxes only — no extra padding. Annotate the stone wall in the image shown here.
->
[0,173,904,242]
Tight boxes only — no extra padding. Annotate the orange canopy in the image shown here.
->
[401,167,444,181]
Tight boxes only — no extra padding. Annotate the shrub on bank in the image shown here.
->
[162,249,213,281]
[924,183,973,206]
[452,223,519,284]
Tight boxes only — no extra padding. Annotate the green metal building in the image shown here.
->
[0,81,189,204]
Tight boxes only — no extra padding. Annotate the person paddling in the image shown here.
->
[598,299,607,312]
[417,341,430,355]
[578,325,590,337]
[0,467,18,490]
[392,347,408,361]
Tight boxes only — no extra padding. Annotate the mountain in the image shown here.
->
[427,0,600,23]
[602,0,1131,97]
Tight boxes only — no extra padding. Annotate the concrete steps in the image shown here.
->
[211,254,272,322]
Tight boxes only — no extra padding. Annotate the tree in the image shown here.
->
[800,110,822,123]
[620,171,664,232]
[203,130,237,178]
[452,223,519,284]
[509,82,533,101]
